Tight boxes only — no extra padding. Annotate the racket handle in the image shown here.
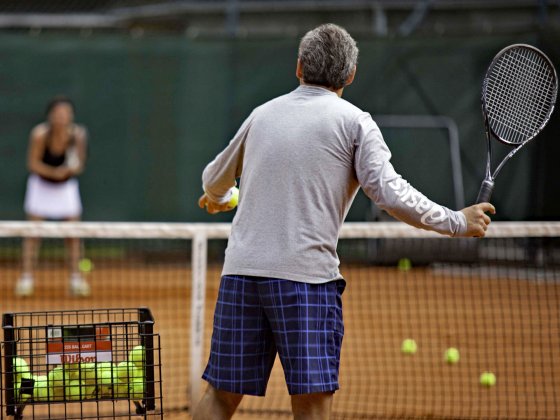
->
[476,180,494,204]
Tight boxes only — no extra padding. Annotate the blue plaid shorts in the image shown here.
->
[202,275,345,396]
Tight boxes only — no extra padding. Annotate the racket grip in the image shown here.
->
[476,180,494,204]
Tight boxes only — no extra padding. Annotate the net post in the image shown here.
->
[189,232,207,413]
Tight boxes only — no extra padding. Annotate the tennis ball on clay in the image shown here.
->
[228,187,239,208]
[116,361,144,383]
[444,347,460,364]
[79,258,94,273]
[33,376,49,402]
[401,338,417,354]
[398,258,412,272]
[129,345,145,369]
[480,372,496,387]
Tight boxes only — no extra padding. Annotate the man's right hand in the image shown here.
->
[198,193,236,214]
[460,203,496,237]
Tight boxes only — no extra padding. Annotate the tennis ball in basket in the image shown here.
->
[398,258,412,271]
[33,376,49,401]
[12,357,29,377]
[66,380,84,400]
[129,345,145,368]
[113,381,130,399]
[480,372,496,387]
[228,187,239,208]
[67,363,82,380]
[48,367,68,399]
[79,258,94,273]
[116,361,143,383]
[14,374,33,402]
[444,347,460,364]
[401,338,417,354]
[129,380,145,399]
[96,363,117,385]
[80,362,97,383]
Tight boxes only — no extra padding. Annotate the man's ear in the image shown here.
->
[296,58,304,80]
[345,66,356,86]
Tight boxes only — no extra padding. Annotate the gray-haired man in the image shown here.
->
[195,23,494,420]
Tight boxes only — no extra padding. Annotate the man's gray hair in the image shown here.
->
[298,23,359,90]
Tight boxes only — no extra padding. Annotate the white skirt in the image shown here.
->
[24,174,82,219]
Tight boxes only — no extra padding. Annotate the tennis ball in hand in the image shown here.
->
[480,372,496,387]
[444,347,460,364]
[228,187,239,208]
[401,338,417,354]
[129,345,145,369]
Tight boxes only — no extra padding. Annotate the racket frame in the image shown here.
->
[476,44,558,204]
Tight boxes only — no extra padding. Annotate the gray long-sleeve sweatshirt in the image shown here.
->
[202,85,467,284]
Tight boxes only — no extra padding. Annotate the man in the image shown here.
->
[196,23,494,420]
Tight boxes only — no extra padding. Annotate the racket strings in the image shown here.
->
[485,46,557,144]
[488,51,552,142]
[493,49,554,136]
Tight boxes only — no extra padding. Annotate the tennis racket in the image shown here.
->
[476,44,558,204]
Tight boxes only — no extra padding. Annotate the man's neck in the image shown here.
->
[299,80,344,97]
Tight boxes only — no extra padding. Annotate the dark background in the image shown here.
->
[0,1,558,222]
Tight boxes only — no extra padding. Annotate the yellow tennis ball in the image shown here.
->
[129,345,145,369]
[79,258,93,273]
[80,362,97,384]
[112,381,130,399]
[116,361,143,383]
[401,338,417,354]
[12,357,29,377]
[96,363,117,386]
[129,380,144,400]
[480,372,496,387]
[398,258,412,271]
[228,187,239,208]
[33,376,49,402]
[47,367,68,400]
[444,347,460,364]
[14,373,33,403]
[66,380,84,401]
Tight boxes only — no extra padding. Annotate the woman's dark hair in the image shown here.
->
[45,95,75,117]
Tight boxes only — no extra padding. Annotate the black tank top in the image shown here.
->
[40,128,75,183]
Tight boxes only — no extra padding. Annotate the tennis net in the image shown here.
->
[0,221,559,419]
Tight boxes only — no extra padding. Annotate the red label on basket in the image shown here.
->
[46,325,112,364]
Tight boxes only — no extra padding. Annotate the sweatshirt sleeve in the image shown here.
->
[202,112,254,203]
[353,113,467,237]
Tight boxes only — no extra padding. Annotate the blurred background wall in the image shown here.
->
[0,0,559,222]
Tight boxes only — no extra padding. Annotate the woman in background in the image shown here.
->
[16,96,90,297]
